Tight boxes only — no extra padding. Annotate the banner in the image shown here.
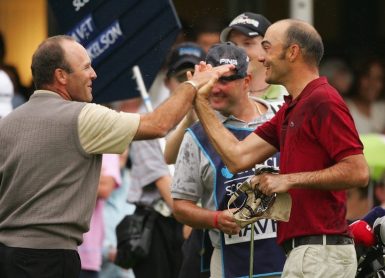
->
[49,0,181,103]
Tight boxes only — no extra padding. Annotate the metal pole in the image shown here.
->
[290,0,313,24]
[249,223,255,278]
[132,65,175,176]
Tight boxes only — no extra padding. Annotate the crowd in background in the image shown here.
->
[1,13,385,278]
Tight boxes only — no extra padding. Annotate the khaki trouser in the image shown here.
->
[282,244,357,278]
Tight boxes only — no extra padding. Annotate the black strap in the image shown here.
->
[282,235,353,254]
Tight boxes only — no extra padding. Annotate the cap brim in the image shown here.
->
[220,27,233,42]
[220,25,260,42]
[167,57,201,76]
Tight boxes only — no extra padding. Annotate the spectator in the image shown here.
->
[78,154,121,278]
[346,187,371,221]
[220,12,287,113]
[127,137,184,278]
[0,68,13,118]
[164,42,206,164]
[0,31,30,107]
[320,57,353,97]
[192,18,223,53]
[100,149,135,278]
[162,42,210,278]
[345,57,385,134]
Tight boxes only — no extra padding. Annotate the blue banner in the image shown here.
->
[48,0,181,103]
[67,14,97,45]
[86,20,125,66]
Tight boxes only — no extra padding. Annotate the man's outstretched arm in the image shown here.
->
[194,78,277,173]
[134,64,234,140]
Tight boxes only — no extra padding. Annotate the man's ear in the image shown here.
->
[164,77,171,90]
[287,44,301,62]
[244,74,252,91]
[54,68,68,85]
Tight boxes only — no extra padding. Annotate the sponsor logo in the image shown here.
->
[86,20,124,65]
[262,155,279,169]
[72,0,91,12]
[67,15,95,45]
[219,58,238,66]
[225,177,250,196]
[230,14,260,28]
[179,47,202,58]
[221,156,279,180]
[224,219,277,245]
[221,167,234,179]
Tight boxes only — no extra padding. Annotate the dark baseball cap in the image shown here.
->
[220,12,271,42]
[206,42,249,78]
[166,42,206,77]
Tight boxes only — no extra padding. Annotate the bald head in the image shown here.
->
[31,35,75,89]
[274,19,324,66]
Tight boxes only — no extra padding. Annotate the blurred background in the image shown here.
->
[0,0,384,92]
[1,0,385,263]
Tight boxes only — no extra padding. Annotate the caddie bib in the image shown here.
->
[189,123,285,278]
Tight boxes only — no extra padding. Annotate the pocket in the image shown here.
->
[12,248,62,277]
[326,245,356,266]
[301,245,320,276]
[302,245,356,278]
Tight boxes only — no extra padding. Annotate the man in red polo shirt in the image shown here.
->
[193,19,369,277]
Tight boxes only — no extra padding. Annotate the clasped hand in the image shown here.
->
[249,173,292,196]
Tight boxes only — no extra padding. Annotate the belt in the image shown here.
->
[282,235,353,254]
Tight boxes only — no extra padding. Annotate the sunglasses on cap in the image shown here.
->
[218,74,244,82]
[172,68,194,83]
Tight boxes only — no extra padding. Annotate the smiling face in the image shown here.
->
[259,22,291,85]
[208,69,250,116]
[229,30,265,72]
[62,40,97,102]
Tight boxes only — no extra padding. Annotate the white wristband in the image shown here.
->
[184,80,198,92]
